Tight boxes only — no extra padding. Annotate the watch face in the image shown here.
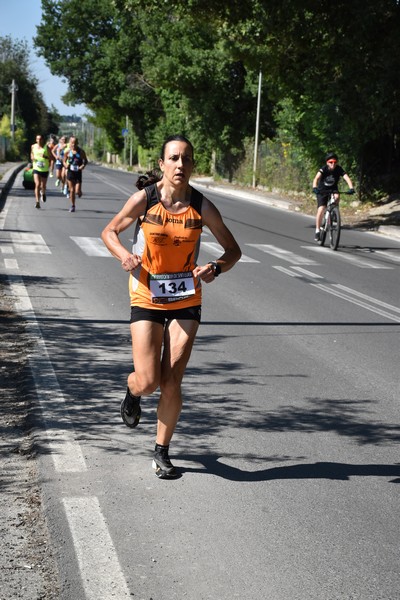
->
[209,261,220,276]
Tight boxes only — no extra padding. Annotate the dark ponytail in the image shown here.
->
[136,169,162,190]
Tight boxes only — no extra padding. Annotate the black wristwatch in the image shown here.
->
[208,261,222,277]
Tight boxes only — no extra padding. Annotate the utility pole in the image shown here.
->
[252,70,262,188]
[9,79,18,142]
[124,115,128,164]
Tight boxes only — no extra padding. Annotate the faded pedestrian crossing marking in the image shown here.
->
[70,237,110,256]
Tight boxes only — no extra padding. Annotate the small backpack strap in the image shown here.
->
[143,184,203,217]
[143,183,159,217]
[190,187,203,214]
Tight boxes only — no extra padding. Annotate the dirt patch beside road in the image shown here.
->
[0,280,60,600]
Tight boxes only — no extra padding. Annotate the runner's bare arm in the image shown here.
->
[193,196,241,282]
[101,190,147,271]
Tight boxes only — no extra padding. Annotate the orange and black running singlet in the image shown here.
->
[129,184,203,310]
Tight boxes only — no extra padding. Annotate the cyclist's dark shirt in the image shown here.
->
[317,165,346,192]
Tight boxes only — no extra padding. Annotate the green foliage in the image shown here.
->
[0,35,58,157]
[0,115,9,137]
[89,125,107,161]
[36,0,159,148]
[34,0,400,196]
[0,114,26,159]
[35,0,273,174]
[137,145,156,171]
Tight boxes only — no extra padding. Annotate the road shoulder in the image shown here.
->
[0,280,60,599]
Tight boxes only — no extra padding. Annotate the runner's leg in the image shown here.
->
[128,320,164,396]
[68,176,75,207]
[41,174,48,200]
[33,172,41,204]
[156,318,199,446]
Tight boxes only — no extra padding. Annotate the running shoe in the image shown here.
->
[69,206,75,213]
[314,231,320,241]
[120,387,141,428]
[49,172,53,177]
[55,179,60,187]
[35,202,40,209]
[42,194,46,203]
[152,444,178,479]
[63,185,68,195]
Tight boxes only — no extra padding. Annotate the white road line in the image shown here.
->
[70,236,111,257]
[4,258,18,269]
[272,265,302,277]
[303,246,393,269]
[13,244,52,254]
[63,497,131,599]
[291,266,325,279]
[0,205,9,228]
[7,265,129,600]
[311,283,400,323]
[10,232,45,242]
[201,241,259,262]
[10,232,51,254]
[8,276,87,472]
[0,246,14,254]
[90,172,133,196]
[247,244,317,265]
[360,249,400,264]
[334,284,400,314]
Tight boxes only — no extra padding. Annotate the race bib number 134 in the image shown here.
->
[149,272,195,304]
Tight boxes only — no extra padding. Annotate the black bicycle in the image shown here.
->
[318,190,353,250]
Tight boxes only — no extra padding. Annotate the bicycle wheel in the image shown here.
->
[329,206,341,250]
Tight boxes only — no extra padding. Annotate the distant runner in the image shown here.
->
[63,136,88,212]
[30,134,50,209]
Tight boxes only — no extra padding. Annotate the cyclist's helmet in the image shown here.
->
[325,152,338,162]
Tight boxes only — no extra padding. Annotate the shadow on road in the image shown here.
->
[178,454,400,483]
[2,270,399,491]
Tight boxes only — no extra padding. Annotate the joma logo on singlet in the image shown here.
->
[166,217,183,224]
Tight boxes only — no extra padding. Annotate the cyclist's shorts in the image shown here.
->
[130,305,201,325]
[317,190,338,208]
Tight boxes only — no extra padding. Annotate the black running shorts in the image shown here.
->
[33,170,49,179]
[67,170,82,184]
[130,305,201,325]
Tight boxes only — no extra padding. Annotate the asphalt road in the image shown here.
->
[2,165,400,600]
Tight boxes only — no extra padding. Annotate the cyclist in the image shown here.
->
[101,134,241,479]
[312,152,354,241]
